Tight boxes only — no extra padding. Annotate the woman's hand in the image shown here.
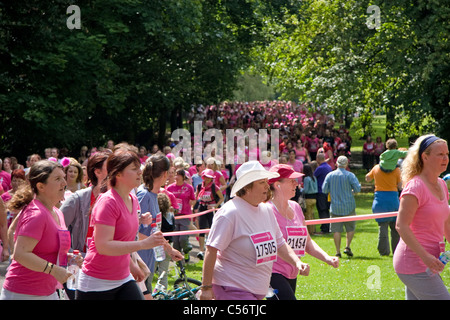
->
[141,230,167,250]
[326,255,339,268]
[1,245,10,262]
[198,287,215,300]
[168,247,184,261]
[130,258,146,282]
[297,261,310,276]
[74,253,84,268]
[139,212,152,226]
[51,265,73,284]
[423,253,445,274]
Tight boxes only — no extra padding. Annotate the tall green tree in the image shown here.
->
[1,0,294,160]
[252,0,450,142]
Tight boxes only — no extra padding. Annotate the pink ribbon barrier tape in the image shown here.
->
[162,228,211,237]
[174,208,216,220]
[162,211,399,237]
[304,211,398,225]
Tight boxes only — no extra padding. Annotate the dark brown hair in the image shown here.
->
[87,150,111,186]
[176,168,186,179]
[107,149,140,187]
[8,160,63,211]
[142,155,170,190]
[236,182,254,197]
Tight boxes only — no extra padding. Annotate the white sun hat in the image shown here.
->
[230,161,280,197]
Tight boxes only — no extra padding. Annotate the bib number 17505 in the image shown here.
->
[250,232,277,265]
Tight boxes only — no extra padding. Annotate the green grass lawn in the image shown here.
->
[298,192,450,300]
[298,192,406,300]
[156,192,450,300]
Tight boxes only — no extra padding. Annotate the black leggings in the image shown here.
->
[267,273,297,300]
[75,280,145,300]
[198,209,214,238]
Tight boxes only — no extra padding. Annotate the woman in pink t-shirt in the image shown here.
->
[393,135,450,300]
[196,169,224,259]
[373,136,385,164]
[199,161,310,300]
[267,164,338,300]
[306,133,319,161]
[363,136,375,172]
[287,150,304,174]
[166,168,196,258]
[206,157,227,195]
[293,139,310,163]
[1,160,73,300]
[1,169,27,229]
[76,149,182,300]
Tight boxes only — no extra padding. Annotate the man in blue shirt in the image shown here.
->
[322,156,361,257]
[314,153,333,233]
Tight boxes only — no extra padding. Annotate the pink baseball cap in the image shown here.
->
[268,164,304,184]
[201,169,215,179]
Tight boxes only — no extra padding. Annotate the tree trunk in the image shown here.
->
[158,109,167,148]
[385,105,395,140]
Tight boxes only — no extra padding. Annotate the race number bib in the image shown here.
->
[286,226,307,257]
[57,230,72,267]
[250,231,277,265]
[155,211,162,228]
[176,198,183,213]
[200,191,212,202]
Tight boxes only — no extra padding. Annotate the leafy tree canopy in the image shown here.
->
[251,0,450,141]
[0,0,302,160]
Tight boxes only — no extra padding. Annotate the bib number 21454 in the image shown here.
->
[286,226,307,257]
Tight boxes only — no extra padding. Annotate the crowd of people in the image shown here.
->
[187,101,353,163]
[0,100,448,301]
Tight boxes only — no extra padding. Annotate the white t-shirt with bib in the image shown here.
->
[206,197,285,296]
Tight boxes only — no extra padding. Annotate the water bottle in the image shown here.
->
[151,223,166,262]
[66,250,81,290]
[426,250,450,276]
[265,286,279,299]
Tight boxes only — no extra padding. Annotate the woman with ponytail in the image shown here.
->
[1,160,73,300]
[167,168,197,261]
[136,154,182,298]
[76,149,182,300]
